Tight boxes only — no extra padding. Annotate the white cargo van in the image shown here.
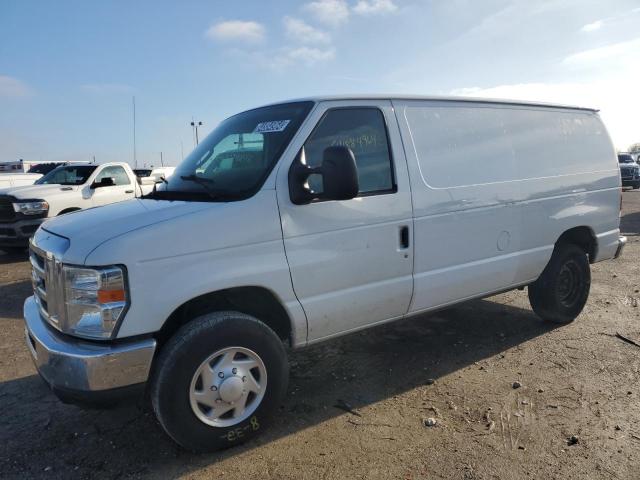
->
[23,96,625,451]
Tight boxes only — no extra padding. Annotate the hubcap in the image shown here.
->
[219,376,244,403]
[189,346,267,427]
[556,260,583,307]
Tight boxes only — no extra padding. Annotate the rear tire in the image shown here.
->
[528,243,591,324]
[150,311,289,452]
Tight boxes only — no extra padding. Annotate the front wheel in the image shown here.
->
[528,243,591,324]
[150,311,289,452]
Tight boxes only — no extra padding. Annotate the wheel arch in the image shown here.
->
[156,286,295,348]
[57,207,81,216]
[555,226,598,263]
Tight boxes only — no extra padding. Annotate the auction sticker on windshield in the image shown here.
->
[253,120,290,133]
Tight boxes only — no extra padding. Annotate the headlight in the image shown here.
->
[62,265,129,339]
[12,200,49,215]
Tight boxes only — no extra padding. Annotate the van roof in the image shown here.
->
[263,95,599,113]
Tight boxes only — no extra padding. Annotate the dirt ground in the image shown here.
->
[1,191,639,480]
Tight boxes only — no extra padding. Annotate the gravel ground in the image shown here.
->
[1,190,639,480]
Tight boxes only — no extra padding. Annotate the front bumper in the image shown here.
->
[614,236,627,259]
[0,218,44,246]
[23,295,156,406]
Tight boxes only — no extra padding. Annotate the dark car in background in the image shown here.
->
[133,168,153,178]
[27,162,70,175]
[618,153,640,189]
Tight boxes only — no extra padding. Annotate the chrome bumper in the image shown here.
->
[614,235,627,259]
[23,296,156,394]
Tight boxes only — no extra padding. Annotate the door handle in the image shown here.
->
[125,189,134,194]
[399,225,410,249]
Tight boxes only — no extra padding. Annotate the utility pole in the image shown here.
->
[132,96,137,169]
[159,151,164,166]
[190,120,203,146]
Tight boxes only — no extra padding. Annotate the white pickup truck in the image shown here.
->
[0,161,146,251]
[22,96,625,452]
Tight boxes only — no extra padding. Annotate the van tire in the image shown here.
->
[150,311,289,452]
[528,243,590,324]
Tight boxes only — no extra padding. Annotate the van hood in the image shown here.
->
[0,183,79,199]
[41,199,211,264]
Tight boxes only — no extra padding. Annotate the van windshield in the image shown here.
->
[149,101,314,201]
[618,154,634,164]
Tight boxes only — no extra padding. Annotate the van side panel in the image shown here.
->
[85,191,308,346]
[394,100,619,314]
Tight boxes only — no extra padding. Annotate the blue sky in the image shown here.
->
[1,0,639,166]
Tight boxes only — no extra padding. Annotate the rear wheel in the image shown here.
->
[528,243,591,324]
[150,311,289,452]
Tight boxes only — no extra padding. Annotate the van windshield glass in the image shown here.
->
[35,165,97,185]
[150,101,313,201]
[618,155,634,163]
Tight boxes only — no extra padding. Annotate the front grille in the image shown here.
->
[20,224,39,236]
[0,196,15,222]
[30,247,64,329]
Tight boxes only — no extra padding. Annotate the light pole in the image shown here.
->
[133,96,137,169]
[190,120,203,146]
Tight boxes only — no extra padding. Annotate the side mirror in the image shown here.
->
[288,146,359,205]
[90,177,115,189]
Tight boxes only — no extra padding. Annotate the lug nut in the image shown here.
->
[218,372,224,378]
[210,385,217,391]
[242,376,246,382]
[232,368,238,374]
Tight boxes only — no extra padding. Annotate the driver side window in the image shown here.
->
[303,108,395,195]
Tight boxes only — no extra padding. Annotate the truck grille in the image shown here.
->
[30,246,65,329]
[621,167,634,179]
[0,196,15,222]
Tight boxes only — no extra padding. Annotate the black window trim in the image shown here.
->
[300,105,398,201]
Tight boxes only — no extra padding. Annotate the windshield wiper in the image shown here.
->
[180,174,218,200]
